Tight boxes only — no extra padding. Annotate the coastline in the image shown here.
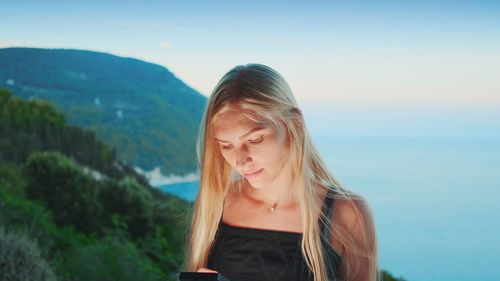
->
[134,166,200,186]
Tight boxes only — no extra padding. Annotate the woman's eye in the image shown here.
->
[220,136,263,150]
[249,136,264,143]
[221,144,233,150]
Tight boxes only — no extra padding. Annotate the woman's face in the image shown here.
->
[212,108,292,189]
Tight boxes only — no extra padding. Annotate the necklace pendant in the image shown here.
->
[270,203,277,213]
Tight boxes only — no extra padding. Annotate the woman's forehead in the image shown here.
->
[213,111,266,132]
[211,103,285,137]
[213,102,249,118]
[213,104,266,126]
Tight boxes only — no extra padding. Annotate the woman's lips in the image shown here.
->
[244,168,263,179]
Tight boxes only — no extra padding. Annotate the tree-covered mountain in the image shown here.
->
[0,47,207,176]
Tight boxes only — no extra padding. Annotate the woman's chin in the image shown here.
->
[245,178,269,190]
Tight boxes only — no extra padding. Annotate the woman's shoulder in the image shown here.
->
[333,193,374,229]
[331,192,377,253]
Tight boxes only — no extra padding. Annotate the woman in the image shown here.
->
[184,64,377,281]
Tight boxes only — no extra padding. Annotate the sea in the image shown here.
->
[156,136,500,281]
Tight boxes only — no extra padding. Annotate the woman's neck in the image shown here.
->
[241,169,298,210]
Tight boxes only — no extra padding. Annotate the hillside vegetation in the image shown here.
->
[0,47,207,175]
[0,88,190,280]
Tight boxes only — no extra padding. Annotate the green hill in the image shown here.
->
[0,47,207,176]
[0,87,190,280]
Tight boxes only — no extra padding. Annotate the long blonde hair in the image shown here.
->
[185,64,377,281]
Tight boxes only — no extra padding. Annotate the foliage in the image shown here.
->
[1,163,187,280]
[379,269,407,281]
[58,235,163,281]
[24,151,102,234]
[99,176,154,239]
[0,88,65,127]
[0,88,138,181]
[0,226,57,281]
[0,182,56,258]
[0,161,27,196]
[0,87,192,279]
[137,224,187,278]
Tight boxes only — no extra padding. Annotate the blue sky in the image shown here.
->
[1,0,499,139]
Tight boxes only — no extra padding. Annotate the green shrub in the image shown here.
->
[99,176,154,239]
[0,184,55,257]
[24,151,102,234]
[379,269,407,281]
[60,236,162,281]
[0,226,57,281]
[137,224,185,276]
[0,162,27,196]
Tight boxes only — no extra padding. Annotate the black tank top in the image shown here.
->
[207,189,341,281]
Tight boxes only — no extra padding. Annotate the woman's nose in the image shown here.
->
[235,147,251,168]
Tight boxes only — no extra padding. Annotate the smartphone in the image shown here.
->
[178,272,230,281]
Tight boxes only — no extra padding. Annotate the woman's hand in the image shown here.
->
[196,268,218,273]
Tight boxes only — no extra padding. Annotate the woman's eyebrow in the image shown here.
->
[214,126,266,143]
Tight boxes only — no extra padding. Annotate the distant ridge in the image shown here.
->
[0,47,207,176]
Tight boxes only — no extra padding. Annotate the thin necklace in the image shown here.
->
[242,181,280,213]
